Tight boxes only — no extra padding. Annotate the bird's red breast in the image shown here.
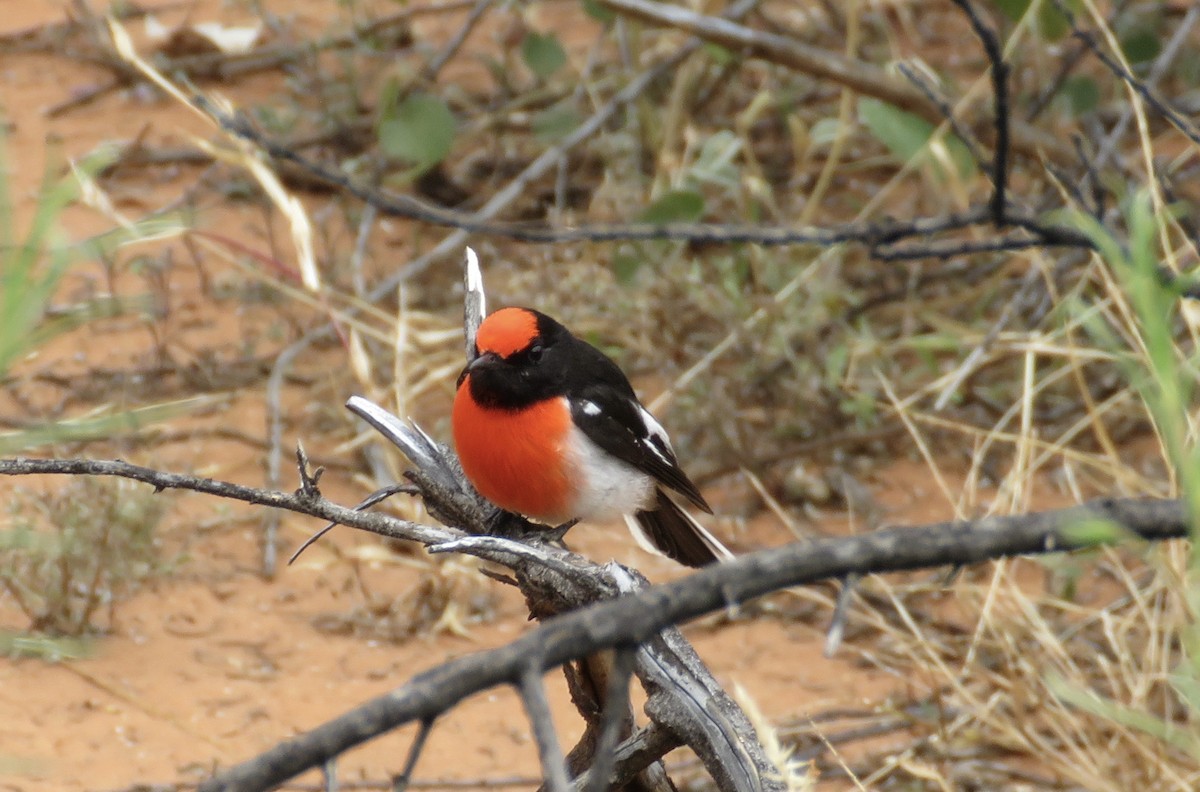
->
[452,378,573,522]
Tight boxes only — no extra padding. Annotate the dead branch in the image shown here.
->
[0,453,1188,791]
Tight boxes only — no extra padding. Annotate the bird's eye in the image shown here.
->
[527,343,544,363]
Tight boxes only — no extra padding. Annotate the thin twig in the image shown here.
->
[598,0,1075,164]
[393,719,435,792]
[1091,3,1200,172]
[420,0,492,83]
[950,0,1009,226]
[824,574,858,657]
[520,665,571,792]
[584,647,637,792]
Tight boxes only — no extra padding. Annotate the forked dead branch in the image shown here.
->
[0,439,1190,789]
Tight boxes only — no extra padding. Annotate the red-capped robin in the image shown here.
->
[452,306,732,568]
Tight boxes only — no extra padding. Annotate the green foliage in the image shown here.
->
[377,87,456,173]
[1048,673,1200,760]
[857,98,975,180]
[1072,195,1200,531]
[521,31,567,79]
[0,134,198,456]
[0,398,217,455]
[1053,193,1200,762]
[0,142,85,378]
[580,0,615,23]
[0,632,90,661]
[1,477,167,640]
[990,0,1078,40]
[639,189,705,225]
[702,42,734,66]
[1059,516,1127,546]
[1061,75,1101,116]
[1119,25,1161,65]
[532,104,580,143]
[688,130,742,191]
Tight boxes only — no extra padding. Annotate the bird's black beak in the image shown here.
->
[457,351,501,387]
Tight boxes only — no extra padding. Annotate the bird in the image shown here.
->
[452,306,732,568]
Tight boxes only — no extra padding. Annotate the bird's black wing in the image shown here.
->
[569,384,712,513]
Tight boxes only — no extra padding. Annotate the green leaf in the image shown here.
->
[824,343,849,385]
[989,0,1077,41]
[858,98,931,163]
[990,0,1029,22]
[809,118,844,147]
[532,104,580,143]
[581,0,615,23]
[378,92,456,171]
[703,42,734,66]
[1059,517,1126,547]
[1062,75,1100,115]
[1120,27,1161,64]
[858,98,975,180]
[611,251,643,284]
[689,130,741,190]
[521,32,567,79]
[639,190,705,224]
[1036,0,1071,41]
[1170,671,1200,714]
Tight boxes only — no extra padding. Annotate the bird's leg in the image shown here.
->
[484,507,514,535]
[484,508,541,540]
[545,518,580,542]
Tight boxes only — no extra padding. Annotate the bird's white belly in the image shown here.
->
[563,423,656,521]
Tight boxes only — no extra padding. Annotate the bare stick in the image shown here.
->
[288,482,418,566]
[393,719,435,792]
[949,0,1009,226]
[463,247,485,360]
[583,646,637,792]
[1061,2,1200,148]
[206,98,1095,256]
[824,574,858,658]
[520,666,571,792]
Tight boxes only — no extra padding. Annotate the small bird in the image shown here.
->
[452,306,732,568]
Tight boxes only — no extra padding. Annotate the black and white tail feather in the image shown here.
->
[622,403,733,567]
[626,491,733,568]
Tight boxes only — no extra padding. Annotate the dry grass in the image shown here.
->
[1,477,167,640]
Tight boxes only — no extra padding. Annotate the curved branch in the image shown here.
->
[0,456,1183,790]
[189,495,1183,792]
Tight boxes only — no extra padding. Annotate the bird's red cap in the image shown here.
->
[475,307,538,358]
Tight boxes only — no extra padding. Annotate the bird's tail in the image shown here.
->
[625,489,733,568]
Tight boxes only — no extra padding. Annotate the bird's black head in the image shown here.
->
[458,307,574,410]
